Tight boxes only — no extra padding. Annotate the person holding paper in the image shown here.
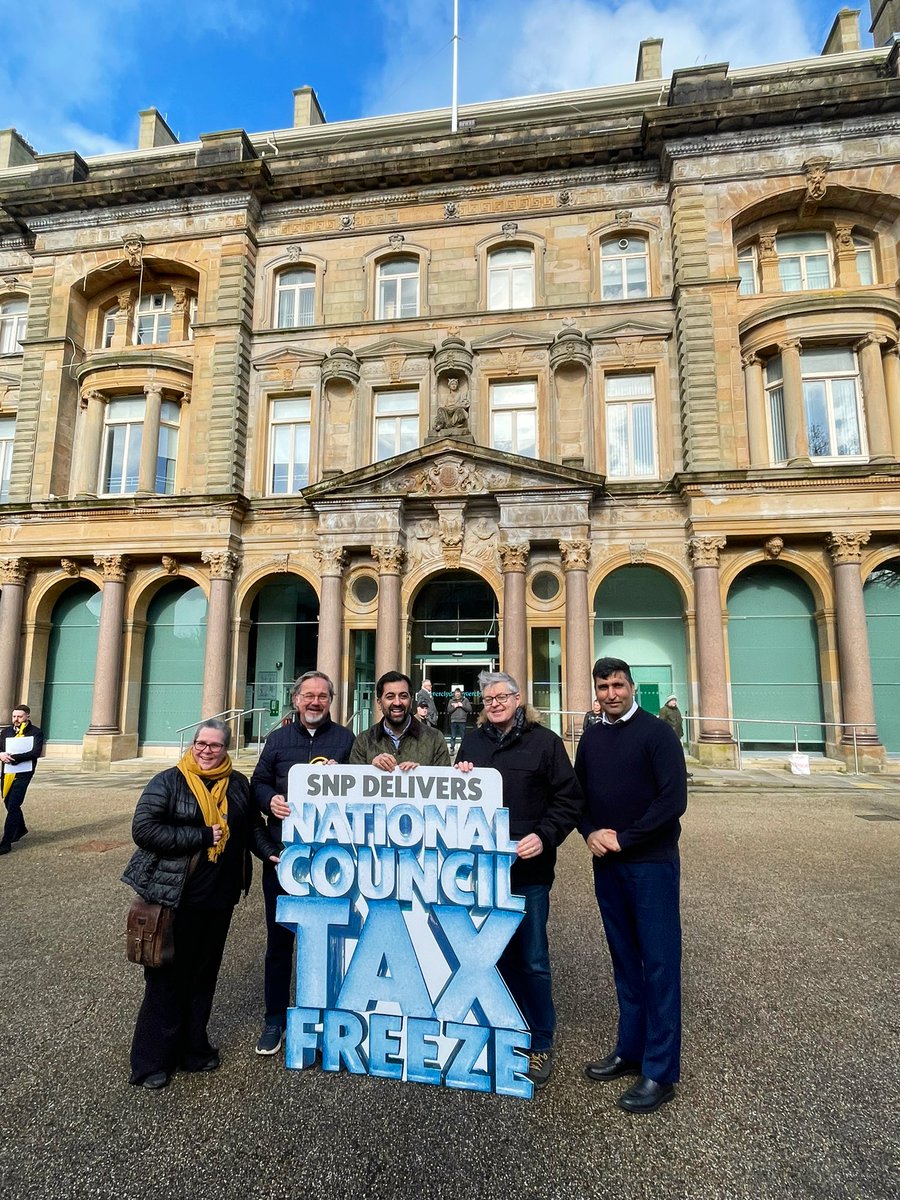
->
[0,704,43,855]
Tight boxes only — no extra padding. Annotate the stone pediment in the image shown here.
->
[587,318,673,340]
[356,336,435,360]
[303,438,604,505]
[251,346,325,371]
[471,328,552,351]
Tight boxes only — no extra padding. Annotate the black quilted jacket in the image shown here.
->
[122,766,279,908]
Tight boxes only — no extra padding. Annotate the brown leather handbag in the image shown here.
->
[126,898,175,968]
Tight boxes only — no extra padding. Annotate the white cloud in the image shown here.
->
[363,0,833,116]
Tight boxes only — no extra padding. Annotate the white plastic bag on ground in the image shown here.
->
[789,752,811,775]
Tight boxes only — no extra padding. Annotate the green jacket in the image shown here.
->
[349,716,450,766]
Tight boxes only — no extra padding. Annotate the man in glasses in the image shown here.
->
[250,671,354,1056]
[455,671,583,1090]
[350,671,450,770]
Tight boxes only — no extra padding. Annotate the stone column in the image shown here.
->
[856,335,894,463]
[560,539,592,730]
[72,390,106,499]
[0,558,29,721]
[137,382,163,495]
[687,536,735,763]
[87,555,129,735]
[371,545,405,681]
[200,550,239,719]
[884,342,900,460]
[314,546,346,716]
[826,531,884,768]
[497,541,529,696]
[741,352,769,467]
[779,339,810,464]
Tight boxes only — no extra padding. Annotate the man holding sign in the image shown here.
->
[350,671,450,771]
[456,671,583,1089]
[0,704,43,856]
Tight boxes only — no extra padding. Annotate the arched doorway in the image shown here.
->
[246,574,319,739]
[593,566,688,718]
[43,583,102,742]
[864,558,900,753]
[727,564,824,750]
[138,581,208,745]
[410,571,499,730]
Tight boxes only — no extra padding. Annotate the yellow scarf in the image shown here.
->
[176,747,232,863]
[2,722,27,800]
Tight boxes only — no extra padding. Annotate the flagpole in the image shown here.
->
[451,0,459,133]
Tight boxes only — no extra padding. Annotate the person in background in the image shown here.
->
[123,719,280,1090]
[455,671,583,1090]
[414,679,439,728]
[658,694,684,740]
[583,698,603,733]
[0,704,43,856]
[447,687,472,754]
[250,671,354,1056]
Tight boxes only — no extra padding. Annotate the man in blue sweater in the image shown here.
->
[574,657,688,1114]
[250,671,354,1056]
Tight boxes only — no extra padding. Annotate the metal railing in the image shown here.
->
[176,707,270,757]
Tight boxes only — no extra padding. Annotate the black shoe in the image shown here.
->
[584,1053,641,1081]
[134,1071,169,1090]
[0,842,10,856]
[527,1048,554,1090]
[182,1052,220,1072]
[617,1076,676,1114]
[12,824,27,841]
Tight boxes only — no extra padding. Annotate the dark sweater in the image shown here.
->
[251,715,355,840]
[574,707,687,863]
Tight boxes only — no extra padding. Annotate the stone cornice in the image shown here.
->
[661,112,900,162]
[19,191,255,236]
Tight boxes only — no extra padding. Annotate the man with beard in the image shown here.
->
[250,671,354,1056]
[350,671,450,770]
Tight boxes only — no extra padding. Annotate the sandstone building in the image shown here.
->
[0,5,898,768]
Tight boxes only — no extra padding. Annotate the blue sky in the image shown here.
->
[0,0,868,157]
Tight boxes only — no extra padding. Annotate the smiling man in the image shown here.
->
[250,671,354,1056]
[350,671,450,771]
[574,656,688,1115]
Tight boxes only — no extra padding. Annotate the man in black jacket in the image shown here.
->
[575,657,688,1115]
[0,703,44,855]
[455,670,583,1089]
[250,671,354,1055]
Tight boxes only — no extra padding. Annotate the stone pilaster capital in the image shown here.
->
[94,554,130,583]
[143,381,164,401]
[758,232,777,259]
[0,557,29,586]
[826,531,870,565]
[741,350,762,369]
[171,284,189,312]
[559,539,591,571]
[854,333,888,354]
[80,388,104,411]
[201,550,239,581]
[687,536,726,569]
[777,338,802,356]
[497,541,530,573]
[60,558,81,577]
[884,340,900,360]
[371,544,405,575]
[116,289,135,316]
[833,222,854,250]
[314,545,347,576]
[161,555,179,575]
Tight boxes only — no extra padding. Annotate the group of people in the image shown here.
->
[413,679,474,754]
[122,656,688,1115]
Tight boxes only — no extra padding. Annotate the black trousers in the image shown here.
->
[2,773,33,845]
[129,905,233,1083]
[262,861,294,1025]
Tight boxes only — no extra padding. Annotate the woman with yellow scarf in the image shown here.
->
[123,719,280,1090]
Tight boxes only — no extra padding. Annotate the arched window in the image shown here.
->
[487,247,534,310]
[275,268,316,328]
[600,236,649,300]
[376,257,419,320]
[0,297,27,355]
[136,292,174,345]
[775,232,832,291]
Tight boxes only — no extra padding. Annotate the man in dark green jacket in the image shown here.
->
[350,671,450,769]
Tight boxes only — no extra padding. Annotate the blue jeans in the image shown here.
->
[497,883,555,1052]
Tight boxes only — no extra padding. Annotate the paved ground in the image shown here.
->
[1,769,898,1200]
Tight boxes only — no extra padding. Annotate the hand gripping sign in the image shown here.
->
[276,765,533,1099]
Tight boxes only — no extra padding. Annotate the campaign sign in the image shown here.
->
[275,765,532,1099]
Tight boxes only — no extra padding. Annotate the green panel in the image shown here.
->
[727,566,824,748]
[864,560,900,753]
[138,582,207,744]
[594,566,688,717]
[43,583,101,742]
[246,574,319,740]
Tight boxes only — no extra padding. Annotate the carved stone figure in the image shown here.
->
[433,375,470,436]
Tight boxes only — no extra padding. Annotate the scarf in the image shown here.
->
[176,747,232,863]
[2,722,27,800]
[484,706,526,747]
